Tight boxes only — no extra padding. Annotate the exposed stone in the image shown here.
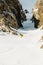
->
[0,0,26,35]
[32,0,43,28]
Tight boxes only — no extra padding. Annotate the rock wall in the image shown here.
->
[0,0,26,29]
[32,0,43,27]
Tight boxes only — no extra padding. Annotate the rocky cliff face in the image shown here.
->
[0,0,26,29]
[0,0,26,34]
[32,0,43,27]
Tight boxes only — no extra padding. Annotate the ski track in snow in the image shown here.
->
[0,0,43,65]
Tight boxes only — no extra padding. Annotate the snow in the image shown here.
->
[0,0,43,65]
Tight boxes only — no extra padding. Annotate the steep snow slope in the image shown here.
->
[0,0,43,65]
